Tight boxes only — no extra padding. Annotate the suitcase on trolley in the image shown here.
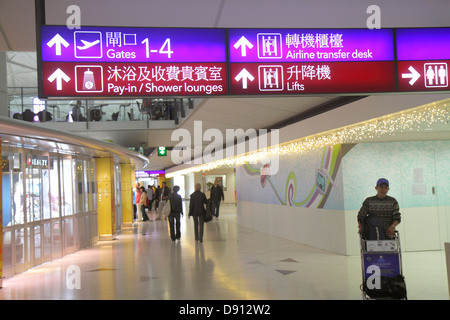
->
[359,231,407,300]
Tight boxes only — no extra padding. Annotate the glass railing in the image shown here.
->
[7,87,196,125]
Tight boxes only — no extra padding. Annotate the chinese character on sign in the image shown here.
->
[166,66,180,81]
[330,34,344,48]
[257,33,282,59]
[195,66,208,81]
[181,66,194,81]
[286,33,301,48]
[287,65,302,81]
[301,33,315,48]
[209,66,223,81]
[106,32,121,47]
[315,34,329,48]
[107,65,122,81]
[152,66,166,81]
[123,33,137,46]
[286,65,332,81]
[317,65,331,80]
[258,65,283,91]
[137,66,151,82]
[122,66,137,81]
[302,65,316,80]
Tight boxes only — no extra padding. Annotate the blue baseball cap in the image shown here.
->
[376,178,389,186]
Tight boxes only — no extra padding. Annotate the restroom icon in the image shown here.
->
[424,62,448,88]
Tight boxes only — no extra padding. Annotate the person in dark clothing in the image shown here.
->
[156,182,171,220]
[188,183,208,242]
[210,179,224,219]
[155,186,161,209]
[357,178,401,240]
[139,186,149,221]
[168,186,183,241]
[22,109,36,122]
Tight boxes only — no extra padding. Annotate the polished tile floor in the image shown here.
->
[0,204,448,300]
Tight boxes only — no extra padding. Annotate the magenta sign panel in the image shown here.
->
[396,28,450,92]
[228,28,396,95]
[38,26,450,98]
[40,26,228,97]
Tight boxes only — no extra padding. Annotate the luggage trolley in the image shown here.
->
[359,231,407,300]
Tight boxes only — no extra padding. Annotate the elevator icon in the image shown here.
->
[257,33,282,59]
[258,65,283,91]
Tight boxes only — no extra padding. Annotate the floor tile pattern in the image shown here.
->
[0,205,448,300]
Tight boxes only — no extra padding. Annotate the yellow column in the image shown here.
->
[121,163,133,228]
[96,157,116,241]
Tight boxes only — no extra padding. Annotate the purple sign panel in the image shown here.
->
[396,28,450,92]
[229,28,394,62]
[41,26,227,62]
[363,253,401,279]
[396,28,450,61]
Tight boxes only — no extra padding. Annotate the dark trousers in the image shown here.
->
[141,205,149,221]
[211,200,221,218]
[193,215,204,241]
[169,212,181,240]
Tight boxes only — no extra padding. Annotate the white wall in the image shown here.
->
[343,141,450,255]
[238,201,348,255]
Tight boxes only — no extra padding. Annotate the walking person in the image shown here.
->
[157,182,171,220]
[146,185,154,211]
[155,185,161,210]
[132,187,137,221]
[188,183,208,242]
[358,178,401,240]
[139,186,149,221]
[210,179,224,219]
[168,186,183,241]
[135,183,141,221]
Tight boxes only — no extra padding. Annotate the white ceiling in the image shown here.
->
[3,0,450,52]
[1,0,450,171]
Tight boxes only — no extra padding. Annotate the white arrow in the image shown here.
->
[47,34,70,56]
[234,68,254,89]
[402,66,421,85]
[234,36,253,57]
[47,68,70,90]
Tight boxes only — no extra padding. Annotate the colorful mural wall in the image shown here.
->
[237,144,349,210]
[236,140,450,254]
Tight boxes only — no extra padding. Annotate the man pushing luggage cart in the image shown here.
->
[357,178,407,300]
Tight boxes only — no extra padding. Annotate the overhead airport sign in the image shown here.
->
[38,26,450,98]
[396,28,450,92]
[40,26,228,97]
[228,28,396,95]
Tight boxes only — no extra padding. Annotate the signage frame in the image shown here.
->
[36,24,450,99]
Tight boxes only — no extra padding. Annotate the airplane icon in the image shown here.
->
[74,31,102,58]
[77,39,100,50]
